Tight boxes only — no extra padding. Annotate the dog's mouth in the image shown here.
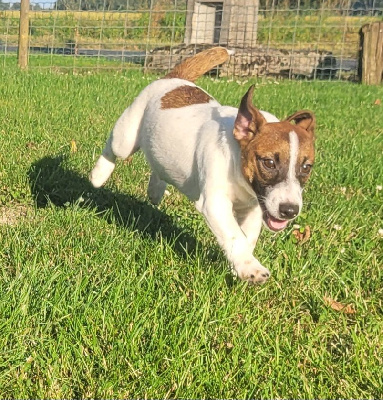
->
[255,191,292,232]
[263,211,289,232]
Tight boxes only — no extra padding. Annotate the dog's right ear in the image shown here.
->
[234,85,267,147]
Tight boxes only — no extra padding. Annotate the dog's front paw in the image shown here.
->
[234,259,270,284]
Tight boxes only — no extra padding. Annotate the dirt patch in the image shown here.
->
[0,204,30,226]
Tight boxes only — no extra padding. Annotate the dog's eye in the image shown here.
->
[262,159,276,169]
[301,163,312,174]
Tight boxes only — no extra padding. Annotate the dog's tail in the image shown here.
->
[164,47,232,82]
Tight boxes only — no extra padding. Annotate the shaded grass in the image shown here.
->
[0,65,382,398]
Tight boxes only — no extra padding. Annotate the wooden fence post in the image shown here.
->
[359,22,383,85]
[18,0,30,70]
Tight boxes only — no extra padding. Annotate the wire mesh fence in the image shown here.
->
[0,0,382,79]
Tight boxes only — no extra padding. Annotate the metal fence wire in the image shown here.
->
[1,0,382,79]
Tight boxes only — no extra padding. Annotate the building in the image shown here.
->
[184,0,259,47]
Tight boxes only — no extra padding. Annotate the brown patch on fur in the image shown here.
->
[241,125,291,187]
[240,121,315,189]
[294,126,316,184]
[161,86,212,109]
[233,86,315,190]
[164,47,230,82]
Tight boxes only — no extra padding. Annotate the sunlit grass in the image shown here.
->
[0,9,142,20]
[1,10,380,56]
[0,64,382,398]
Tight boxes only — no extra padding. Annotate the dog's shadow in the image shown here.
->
[28,155,202,259]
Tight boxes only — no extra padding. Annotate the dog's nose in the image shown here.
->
[279,203,299,219]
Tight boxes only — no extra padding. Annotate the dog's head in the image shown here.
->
[234,85,315,232]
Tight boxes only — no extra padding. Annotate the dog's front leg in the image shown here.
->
[196,195,270,284]
[235,205,263,248]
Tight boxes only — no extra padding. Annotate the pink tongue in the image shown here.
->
[268,215,289,231]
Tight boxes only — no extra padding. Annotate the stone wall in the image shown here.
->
[145,44,336,79]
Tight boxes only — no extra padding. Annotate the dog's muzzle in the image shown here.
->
[263,211,289,232]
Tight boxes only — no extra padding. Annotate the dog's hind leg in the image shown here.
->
[90,135,117,188]
[147,172,167,205]
[90,97,145,188]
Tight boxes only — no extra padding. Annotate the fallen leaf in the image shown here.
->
[123,155,134,165]
[26,141,37,149]
[292,225,311,244]
[70,139,77,153]
[374,98,381,105]
[323,296,356,314]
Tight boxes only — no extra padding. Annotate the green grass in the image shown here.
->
[1,9,379,56]
[0,63,382,398]
[0,53,143,71]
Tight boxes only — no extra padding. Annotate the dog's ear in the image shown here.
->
[285,110,315,136]
[234,85,267,145]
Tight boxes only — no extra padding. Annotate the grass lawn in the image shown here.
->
[1,9,380,57]
[0,63,382,398]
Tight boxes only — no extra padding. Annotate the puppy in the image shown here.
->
[90,47,315,283]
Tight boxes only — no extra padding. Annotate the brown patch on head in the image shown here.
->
[160,85,212,109]
[284,112,315,184]
[293,125,316,184]
[241,122,315,190]
[164,47,230,82]
[241,123,291,188]
[233,85,315,193]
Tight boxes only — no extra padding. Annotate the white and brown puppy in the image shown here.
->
[90,47,315,284]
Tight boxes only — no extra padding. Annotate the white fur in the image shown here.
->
[264,131,302,218]
[90,78,285,284]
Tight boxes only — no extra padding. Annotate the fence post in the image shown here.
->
[18,0,30,70]
[359,22,383,85]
